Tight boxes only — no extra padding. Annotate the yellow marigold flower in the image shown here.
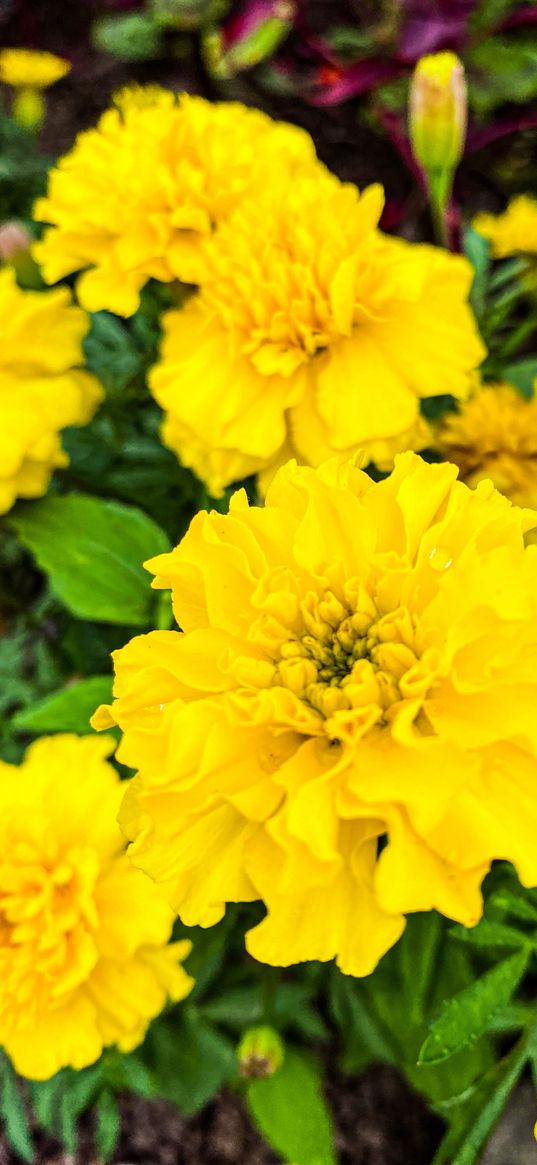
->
[33,88,318,316]
[0,268,103,514]
[0,49,70,89]
[149,174,485,495]
[94,452,537,978]
[0,734,193,1080]
[474,195,537,259]
[433,381,537,507]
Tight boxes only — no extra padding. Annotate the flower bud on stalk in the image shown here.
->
[205,0,296,79]
[237,1026,285,1078]
[409,51,467,247]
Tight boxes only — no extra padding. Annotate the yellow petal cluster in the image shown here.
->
[0,48,70,89]
[94,452,537,978]
[33,88,318,316]
[434,381,537,507]
[474,195,537,258]
[150,173,485,495]
[0,268,103,514]
[0,734,193,1080]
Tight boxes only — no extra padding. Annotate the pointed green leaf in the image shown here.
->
[420,949,530,1065]
[0,1055,34,1163]
[12,676,114,735]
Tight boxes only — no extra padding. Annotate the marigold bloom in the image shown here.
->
[474,195,537,259]
[149,174,484,495]
[33,88,317,316]
[94,453,537,977]
[0,49,70,89]
[433,381,537,507]
[0,734,193,1080]
[0,268,103,514]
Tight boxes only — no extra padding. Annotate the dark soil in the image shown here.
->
[0,1064,441,1165]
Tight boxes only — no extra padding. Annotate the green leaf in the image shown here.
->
[503,358,537,398]
[12,676,114,735]
[10,494,170,625]
[144,1008,237,1116]
[83,312,142,397]
[327,968,398,1072]
[31,1062,103,1147]
[488,886,537,923]
[462,227,490,319]
[419,949,530,1065]
[0,1054,34,1163]
[92,12,164,59]
[95,1090,121,1162]
[247,1049,336,1165]
[449,918,530,950]
[433,1033,530,1165]
[469,37,537,114]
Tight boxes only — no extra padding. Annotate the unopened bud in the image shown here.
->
[409,51,467,173]
[205,0,296,78]
[237,1026,284,1078]
[0,221,32,263]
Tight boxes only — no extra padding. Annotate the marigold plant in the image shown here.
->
[0,734,193,1081]
[433,381,537,507]
[149,174,485,495]
[0,268,102,514]
[94,452,537,978]
[33,87,318,316]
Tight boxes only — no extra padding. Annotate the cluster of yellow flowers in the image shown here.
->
[4,76,537,1084]
[94,452,537,976]
[0,268,102,513]
[0,735,193,1080]
[35,86,485,494]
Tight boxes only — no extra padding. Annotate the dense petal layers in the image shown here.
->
[150,175,485,494]
[0,735,193,1080]
[34,88,318,315]
[433,381,537,506]
[0,268,103,513]
[95,453,537,977]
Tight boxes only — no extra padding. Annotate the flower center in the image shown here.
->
[273,587,438,737]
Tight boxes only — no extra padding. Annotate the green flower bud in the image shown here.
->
[237,1026,285,1078]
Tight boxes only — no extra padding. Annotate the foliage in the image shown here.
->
[1,11,537,1164]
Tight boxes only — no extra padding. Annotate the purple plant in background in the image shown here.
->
[397,0,477,62]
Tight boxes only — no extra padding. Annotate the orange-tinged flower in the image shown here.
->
[0,735,193,1080]
[94,453,537,977]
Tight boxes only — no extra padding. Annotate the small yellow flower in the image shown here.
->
[409,51,467,173]
[33,88,318,316]
[0,734,193,1080]
[94,452,537,978]
[474,195,537,259]
[0,48,70,89]
[150,172,484,495]
[433,381,537,507]
[0,267,103,514]
[0,49,70,129]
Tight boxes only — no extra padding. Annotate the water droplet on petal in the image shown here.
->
[428,546,453,572]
